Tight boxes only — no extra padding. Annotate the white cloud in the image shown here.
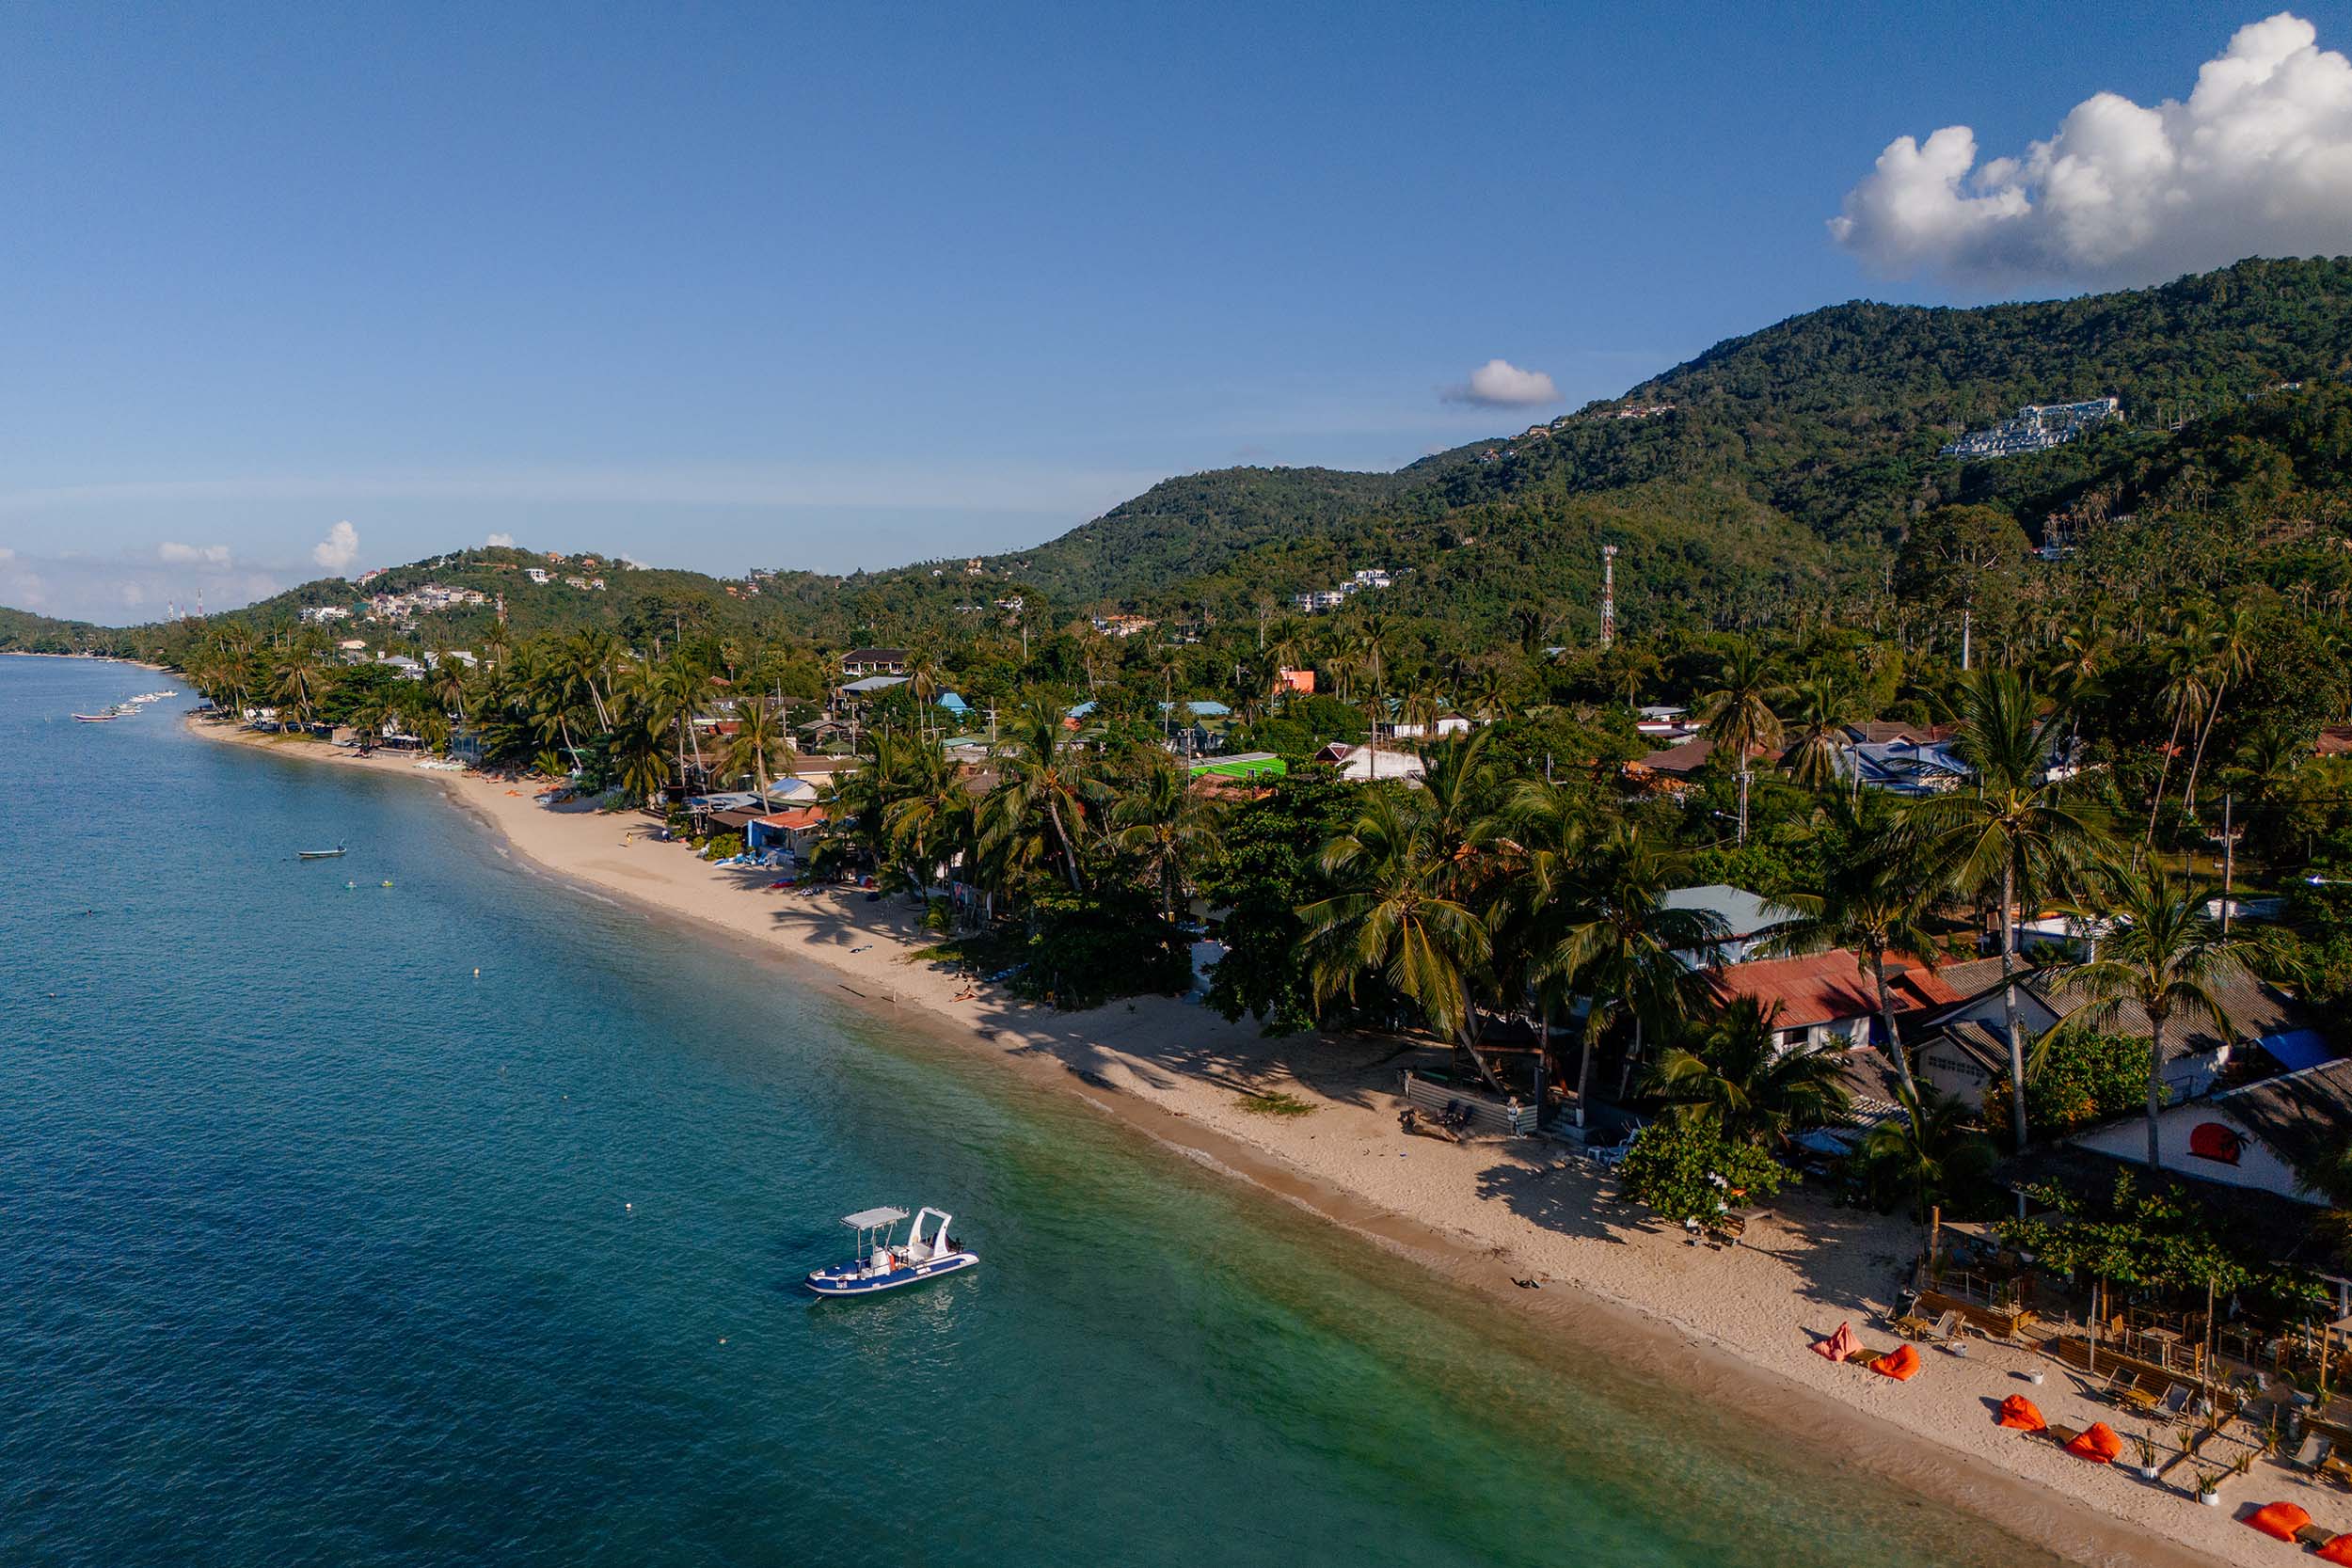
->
[1446,358,1561,407]
[158,541,232,566]
[485,531,516,547]
[119,583,147,608]
[312,520,360,573]
[1832,12,2352,288]
[0,546,14,562]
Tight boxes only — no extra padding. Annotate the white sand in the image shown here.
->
[193,720,2344,1566]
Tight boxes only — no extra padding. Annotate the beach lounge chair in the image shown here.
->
[1922,1309,1959,1343]
[2155,1382,2192,1418]
[2292,1434,2334,1471]
[2301,1522,2339,1549]
[2045,1423,2081,1449]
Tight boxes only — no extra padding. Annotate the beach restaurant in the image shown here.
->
[746,805,829,858]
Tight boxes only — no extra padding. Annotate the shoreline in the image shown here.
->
[185,716,2283,1567]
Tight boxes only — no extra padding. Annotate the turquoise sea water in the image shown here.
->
[0,657,2069,1567]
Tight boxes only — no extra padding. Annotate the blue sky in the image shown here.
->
[6,1,2350,622]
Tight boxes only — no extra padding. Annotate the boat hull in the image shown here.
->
[804,1251,978,1297]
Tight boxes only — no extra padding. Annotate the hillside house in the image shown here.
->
[840,648,909,676]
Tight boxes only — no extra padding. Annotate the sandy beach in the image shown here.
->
[191,718,2341,1567]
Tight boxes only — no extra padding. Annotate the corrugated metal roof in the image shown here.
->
[1708,950,1961,1030]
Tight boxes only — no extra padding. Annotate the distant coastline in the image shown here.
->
[173,709,2247,1568]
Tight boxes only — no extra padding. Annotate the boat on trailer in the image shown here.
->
[805,1205,977,1298]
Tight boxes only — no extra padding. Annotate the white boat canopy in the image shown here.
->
[840,1207,910,1229]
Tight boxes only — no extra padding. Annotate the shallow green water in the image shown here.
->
[0,657,2065,1565]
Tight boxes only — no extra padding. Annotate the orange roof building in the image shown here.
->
[1708,950,1961,1053]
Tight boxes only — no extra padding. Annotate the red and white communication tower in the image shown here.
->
[1598,545,1617,650]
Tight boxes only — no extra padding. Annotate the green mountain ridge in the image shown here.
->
[9,256,2352,657]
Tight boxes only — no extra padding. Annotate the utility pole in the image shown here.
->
[1961,606,1973,672]
[2219,792,2238,936]
[1599,545,1617,650]
[1737,765,1752,847]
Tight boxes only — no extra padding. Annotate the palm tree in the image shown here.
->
[1528,824,1724,1107]
[2052,862,2252,1169]
[1646,997,1851,1147]
[1352,612,1393,778]
[1756,818,1940,1101]
[723,696,795,808]
[2178,605,2258,827]
[611,711,673,805]
[1778,674,1856,793]
[1111,753,1224,931]
[873,730,968,895]
[1697,641,1784,843]
[1498,777,1590,1108]
[1300,786,1507,1094]
[272,644,331,729]
[639,656,718,796]
[2142,617,2213,847]
[1857,1080,1996,1222]
[986,702,1098,893]
[1909,669,2106,1149]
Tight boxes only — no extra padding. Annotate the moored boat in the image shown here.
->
[805,1206,977,1297]
[296,846,348,860]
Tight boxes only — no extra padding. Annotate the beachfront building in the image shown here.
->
[1660,884,1796,967]
[746,805,829,860]
[1915,961,2317,1114]
[2060,1058,2352,1205]
[1706,950,1961,1053]
[840,648,908,676]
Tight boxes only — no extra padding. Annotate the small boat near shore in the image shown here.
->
[805,1205,977,1298]
[72,710,119,722]
[296,846,348,860]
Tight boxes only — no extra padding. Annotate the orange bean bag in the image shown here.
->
[1996,1394,2046,1432]
[2315,1534,2352,1566]
[2064,1421,2125,1463]
[2245,1502,2312,1542]
[1868,1343,1920,1381]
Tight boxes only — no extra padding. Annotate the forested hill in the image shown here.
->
[982,256,2352,630]
[8,257,2352,656]
[985,467,1409,602]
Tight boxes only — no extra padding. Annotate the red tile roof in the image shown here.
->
[755,806,828,831]
[1708,950,1961,1030]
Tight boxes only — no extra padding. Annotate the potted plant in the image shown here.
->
[2128,1430,2161,1481]
[2190,1465,2223,1506]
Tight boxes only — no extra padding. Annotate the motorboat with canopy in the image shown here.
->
[804,1205,977,1297]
